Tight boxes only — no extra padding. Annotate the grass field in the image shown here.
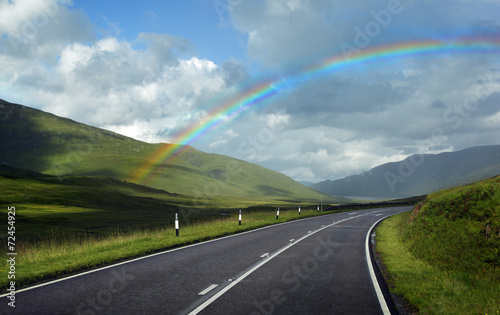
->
[0,207,342,292]
[376,176,500,314]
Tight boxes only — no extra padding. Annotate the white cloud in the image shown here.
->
[1,31,231,141]
[282,166,315,182]
[0,0,60,37]
[261,111,290,130]
[209,129,239,149]
[0,0,93,60]
[232,0,342,70]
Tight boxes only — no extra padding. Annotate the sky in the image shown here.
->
[1,0,500,183]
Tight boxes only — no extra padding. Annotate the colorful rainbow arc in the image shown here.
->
[128,80,280,184]
[129,37,500,185]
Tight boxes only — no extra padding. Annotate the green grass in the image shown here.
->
[376,176,500,314]
[0,207,341,292]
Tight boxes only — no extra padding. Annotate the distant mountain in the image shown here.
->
[0,99,335,204]
[311,146,500,199]
[298,181,314,186]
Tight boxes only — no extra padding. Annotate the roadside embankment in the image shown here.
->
[376,176,500,314]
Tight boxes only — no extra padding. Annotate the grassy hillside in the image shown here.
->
[312,146,500,198]
[0,99,333,203]
[376,176,500,313]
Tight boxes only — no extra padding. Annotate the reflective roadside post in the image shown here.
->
[175,213,179,236]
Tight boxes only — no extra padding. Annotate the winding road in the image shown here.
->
[1,206,411,314]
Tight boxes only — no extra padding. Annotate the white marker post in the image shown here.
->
[276,207,280,220]
[239,209,242,226]
[298,205,301,215]
[317,205,320,212]
[175,213,179,236]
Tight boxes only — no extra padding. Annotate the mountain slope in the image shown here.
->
[0,99,333,203]
[311,146,500,198]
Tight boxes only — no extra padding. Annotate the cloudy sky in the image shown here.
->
[1,0,500,183]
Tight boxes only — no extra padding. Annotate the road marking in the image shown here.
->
[374,214,384,216]
[0,212,329,298]
[260,253,269,258]
[289,239,295,243]
[187,209,403,314]
[2,206,408,301]
[365,215,392,315]
[198,284,218,296]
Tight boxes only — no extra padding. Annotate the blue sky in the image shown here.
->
[74,0,248,64]
[1,0,500,183]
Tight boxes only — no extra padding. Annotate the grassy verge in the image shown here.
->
[0,207,340,292]
[376,176,500,314]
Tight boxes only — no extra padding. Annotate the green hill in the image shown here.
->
[0,99,334,204]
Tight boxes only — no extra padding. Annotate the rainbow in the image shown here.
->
[129,37,500,185]
[128,79,281,184]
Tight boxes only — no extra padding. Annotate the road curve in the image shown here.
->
[1,206,411,314]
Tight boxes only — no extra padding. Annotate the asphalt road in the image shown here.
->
[1,206,411,315]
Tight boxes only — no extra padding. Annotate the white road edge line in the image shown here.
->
[365,215,392,315]
[198,284,218,296]
[1,207,400,300]
[188,209,399,315]
[0,211,335,298]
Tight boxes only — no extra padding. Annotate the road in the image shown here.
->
[1,206,411,314]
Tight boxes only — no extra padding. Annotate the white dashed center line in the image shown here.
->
[198,284,218,296]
